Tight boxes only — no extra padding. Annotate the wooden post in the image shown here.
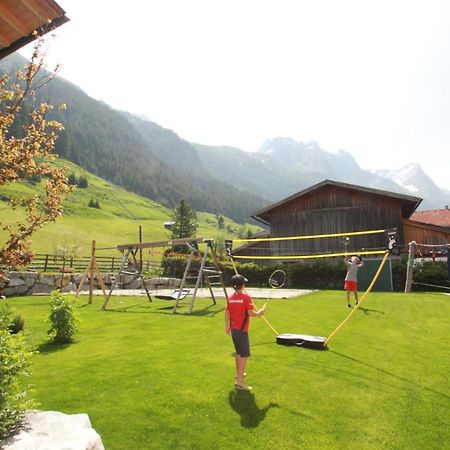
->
[404,241,416,293]
[89,240,96,304]
[139,225,143,271]
[59,257,66,290]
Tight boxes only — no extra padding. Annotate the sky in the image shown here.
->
[19,0,450,189]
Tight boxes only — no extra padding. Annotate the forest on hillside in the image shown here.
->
[0,54,266,223]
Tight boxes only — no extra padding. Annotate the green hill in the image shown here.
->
[0,159,261,257]
[0,53,267,223]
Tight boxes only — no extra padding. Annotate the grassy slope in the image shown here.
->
[5,291,450,449]
[0,160,260,255]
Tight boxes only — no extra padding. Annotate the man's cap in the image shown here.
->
[231,274,248,289]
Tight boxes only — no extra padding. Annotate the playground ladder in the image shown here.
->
[173,240,228,313]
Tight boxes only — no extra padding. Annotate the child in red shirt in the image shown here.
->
[225,274,266,391]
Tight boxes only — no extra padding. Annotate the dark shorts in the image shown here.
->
[231,329,251,358]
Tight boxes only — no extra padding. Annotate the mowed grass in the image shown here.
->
[5,291,450,449]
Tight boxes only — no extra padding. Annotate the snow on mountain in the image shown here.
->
[372,163,450,210]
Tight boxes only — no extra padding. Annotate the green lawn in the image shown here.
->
[4,291,450,449]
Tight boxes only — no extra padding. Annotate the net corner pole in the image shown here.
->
[404,241,416,293]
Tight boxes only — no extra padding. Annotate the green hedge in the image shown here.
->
[412,260,449,291]
[161,256,449,292]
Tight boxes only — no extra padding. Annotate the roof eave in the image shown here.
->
[0,14,69,60]
[251,179,423,224]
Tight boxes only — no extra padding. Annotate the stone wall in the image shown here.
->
[2,271,181,297]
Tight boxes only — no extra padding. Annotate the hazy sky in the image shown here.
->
[20,0,450,189]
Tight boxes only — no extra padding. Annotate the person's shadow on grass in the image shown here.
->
[228,390,279,428]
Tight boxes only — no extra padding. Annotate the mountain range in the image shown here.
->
[2,53,449,224]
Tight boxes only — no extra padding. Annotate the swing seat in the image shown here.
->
[155,289,190,301]
[276,333,327,350]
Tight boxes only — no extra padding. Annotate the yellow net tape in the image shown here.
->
[232,249,387,260]
[232,229,386,244]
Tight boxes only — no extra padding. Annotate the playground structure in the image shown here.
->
[75,240,107,304]
[226,228,400,349]
[100,237,228,312]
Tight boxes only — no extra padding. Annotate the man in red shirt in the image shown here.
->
[225,274,266,391]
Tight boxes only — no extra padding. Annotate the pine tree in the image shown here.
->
[170,200,197,248]
[217,215,225,229]
[67,173,77,185]
[77,176,88,188]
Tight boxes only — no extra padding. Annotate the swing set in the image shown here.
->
[100,237,228,312]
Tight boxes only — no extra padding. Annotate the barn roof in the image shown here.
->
[410,208,450,227]
[251,179,422,225]
[0,0,68,60]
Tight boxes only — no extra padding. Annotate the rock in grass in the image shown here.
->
[1,410,105,450]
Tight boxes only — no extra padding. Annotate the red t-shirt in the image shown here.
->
[227,291,254,332]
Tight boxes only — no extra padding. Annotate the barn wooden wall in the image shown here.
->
[403,219,450,247]
[268,186,405,256]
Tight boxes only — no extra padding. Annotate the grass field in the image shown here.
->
[3,290,450,449]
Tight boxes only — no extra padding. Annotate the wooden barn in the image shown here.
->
[233,180,450,261]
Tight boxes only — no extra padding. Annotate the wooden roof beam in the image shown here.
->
[20,0,64,23]
[0,3,30,36]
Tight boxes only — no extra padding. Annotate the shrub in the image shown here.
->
[0,306,25,334]
[413,260,449,291]
[47,291,79,344]
[392,257,407,291]
[161,256,190,278]
[288,259,345,289]
[9,314,25,334]
[0,329,34,439]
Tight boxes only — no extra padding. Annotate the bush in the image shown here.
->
[413,260,449,291]
[287,259,345,289]
[230,263,280,287]
[0,329,34,439]
[0,306,25,334]
[161,256,190,278]
[9,315,25,334]
[392,257,407,291]
[47,291,79,344]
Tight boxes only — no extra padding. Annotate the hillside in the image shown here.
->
[0,160,261,256]
[0,53,266,223]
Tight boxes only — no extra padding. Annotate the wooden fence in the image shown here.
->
[26,254,119,272]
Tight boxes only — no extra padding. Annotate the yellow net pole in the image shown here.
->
[228,257,279,336]
[324,251,390,347]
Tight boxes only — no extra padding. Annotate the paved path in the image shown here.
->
[75,288,314,299]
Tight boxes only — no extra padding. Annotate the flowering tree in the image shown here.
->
[0,40,73,267]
